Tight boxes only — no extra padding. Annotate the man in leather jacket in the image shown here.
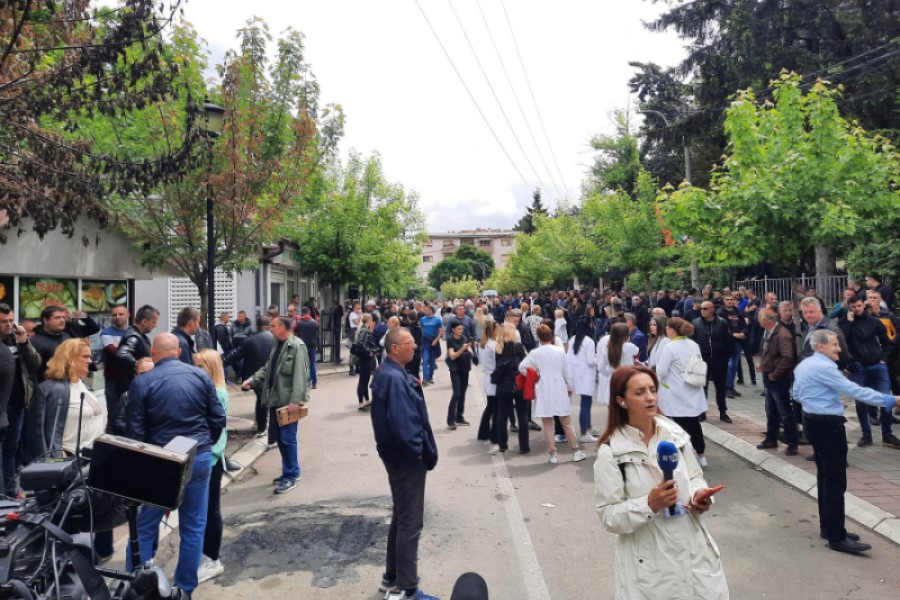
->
[115,305,159,400]
[693,300,734,423]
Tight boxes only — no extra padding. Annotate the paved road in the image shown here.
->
[177,364,899,599]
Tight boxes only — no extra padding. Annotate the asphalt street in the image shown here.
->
[175,362,900,600]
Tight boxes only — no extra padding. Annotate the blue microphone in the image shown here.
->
[657,440,679,515]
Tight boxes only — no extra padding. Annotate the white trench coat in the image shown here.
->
[594,416,729,600]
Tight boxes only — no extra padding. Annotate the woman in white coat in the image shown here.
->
[596,322,639,406]
[654,317,710,467]
[646,316,670,369]
[594,365,729,600]
[476,320,499,447]
[567,318,599,443]
[519,325,586,464]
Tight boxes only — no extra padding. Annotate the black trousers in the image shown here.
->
[357,355,373,403]
[203,459,224,560]
[333,327,342,363]
[672,416,706,455]
[448,369,470,424]
[803,413,848,543]
[254,388,276,443]
[704,361,728,413]
[478,395,497,442]
[495,381,529,452]
[384,458,427,591]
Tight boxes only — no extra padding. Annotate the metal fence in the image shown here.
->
[734,275,848,309]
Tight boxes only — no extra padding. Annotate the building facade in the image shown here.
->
[419,228,517,280]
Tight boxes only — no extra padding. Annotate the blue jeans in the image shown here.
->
[726,341,744,389]
[578,394,593,434]
[127,451,212,596]
[308,347,317,386]
[852,363,892,439]
[422,338,436,381]
[3,404,24,496]
[764,376,797,445]
[269,407,301,481]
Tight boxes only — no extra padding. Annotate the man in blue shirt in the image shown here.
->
[418,304,443,385]
[624,313,648,363]
[793,329,899,555]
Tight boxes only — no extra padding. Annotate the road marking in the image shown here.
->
[470,370,552,600]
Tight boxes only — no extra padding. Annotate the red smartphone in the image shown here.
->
[694,484,725,503]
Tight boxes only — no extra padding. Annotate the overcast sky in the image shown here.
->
[176,0,686,232]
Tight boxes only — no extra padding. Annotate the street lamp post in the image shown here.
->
[638,108,698,289]
[201,100,225,345]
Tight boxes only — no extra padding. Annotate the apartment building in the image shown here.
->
[419,228,517,280]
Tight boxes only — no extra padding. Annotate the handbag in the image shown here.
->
[682,354,708,388]
[276,403,309,427]
[350,342,366,357]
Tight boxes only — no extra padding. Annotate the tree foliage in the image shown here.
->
[0,0,199,242]
[583,110,642,198]
[427,244,495,289]
[513,189,548,234]
[662,73,900,275]
[289,150,425,298]
[440,276,480,301]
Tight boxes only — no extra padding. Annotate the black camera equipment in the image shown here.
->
[0,406,197,600]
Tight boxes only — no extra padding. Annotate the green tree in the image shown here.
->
[513,189,548,234]
[583,109,642,198]
[427,244,494,289]
[662,74,900,286]
[441,276,480,300]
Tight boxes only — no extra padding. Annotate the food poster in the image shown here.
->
[81,280,128,314]
[18,278,78,320]
[0,276,13,307]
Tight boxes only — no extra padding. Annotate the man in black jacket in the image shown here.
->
[718,293,754,395]
[839,295,899,448]
[295,307,319,389]
[126,333,226,595]
[693,300,733,423]
[30,306,100,381]
[111,305,159,433]
[227,316,275,441]
[172,306,200,365]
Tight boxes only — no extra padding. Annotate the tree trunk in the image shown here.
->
[814,245,835,297]
[690,260,700,291]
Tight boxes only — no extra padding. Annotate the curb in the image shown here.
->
[702,422,900,547]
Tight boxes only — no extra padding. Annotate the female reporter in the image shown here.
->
[594,365,728,599]
[193,350,228,583]
[29,338,115,562]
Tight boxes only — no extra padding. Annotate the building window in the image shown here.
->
[478,239,491,247]
[500,238,512,246]
[425,239,433,247]
[443,239,455,247]
[422,255,433,263]
[461,239,474,246]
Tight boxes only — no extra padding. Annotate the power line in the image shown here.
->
[446,0,552,197]
[500,0,571,200]
[475,0,563,199]
[413,0,532,191]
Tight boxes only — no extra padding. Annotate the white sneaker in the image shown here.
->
[698,455,708,467]
[573,450,587,462]
[254,430,267,439]
[487,444,501,454]
[197,558,224,583]
[579,433,598,443]
[554,434,567,443]
[547,452,559,464]
[266,442,277,450]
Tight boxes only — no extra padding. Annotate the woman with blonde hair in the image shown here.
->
[476,319,499,446]
[493,322,529,453]
[355,313,378,410]
[193,349,229,582]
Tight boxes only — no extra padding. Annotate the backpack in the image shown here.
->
[682,354,708,387]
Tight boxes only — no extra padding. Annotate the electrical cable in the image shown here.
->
[474,0,563,199]
[446,0,551,197]
[500,0,571,199]
[413,0,533,191]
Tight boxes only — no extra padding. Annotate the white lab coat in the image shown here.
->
[481,339,497,397]
[519,343,572,417]
[596,337,640,405]
[594,416,729,600]
[567,336,598,397]
[647,336,671,369]
[655,338,709,417]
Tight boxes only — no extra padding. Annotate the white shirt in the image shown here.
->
[519,343,573,417]
[654,337,709,417]
[567,336,598,396]
[62,381,108,455]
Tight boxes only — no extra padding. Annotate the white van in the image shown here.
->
[481,289,498,300]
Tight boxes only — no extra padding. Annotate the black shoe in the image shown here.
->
[857,436,873,447]
[447,422,457,430]
[756,440,777,449]
[725,389,736,399]
[519,448,530,454]
[225,459,242,472]
[528,420,542,432]
[698,412,707,422]
[510,424,519,433]
[869,414,880,426]
[805,454,816,461]
[455,419,471,426]
[719,413,733,424]
[785,445,799,456]
[821,531,860,541]
[733,388,742,397]
[828,538,871,554]
[882,435,900,449]
[736,379,744,386]
[750,379,757,386]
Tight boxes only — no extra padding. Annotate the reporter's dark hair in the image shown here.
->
[665,317,694,337]
[599,365,661,444]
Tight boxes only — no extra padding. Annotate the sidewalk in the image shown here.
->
[703,379,900,545]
